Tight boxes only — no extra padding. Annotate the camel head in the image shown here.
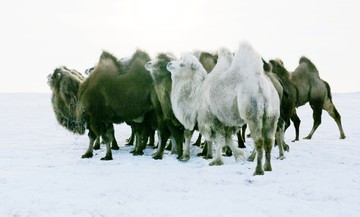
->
[167,53,207,81]
[269,58,290,79]
[47,66,85,134]
[145,53,175,82]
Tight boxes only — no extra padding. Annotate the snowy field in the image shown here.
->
[0,92,359,217]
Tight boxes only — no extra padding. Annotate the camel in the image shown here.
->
[76,50,171,160]
[144,53,185,159]
[168,42,280,175]
[270,59,301,143]
[288,57,345,139]
[48,66,120,150]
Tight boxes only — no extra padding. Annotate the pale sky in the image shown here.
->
[0,0,359,93]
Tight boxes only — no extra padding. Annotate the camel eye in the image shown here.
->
[180,63,185,67]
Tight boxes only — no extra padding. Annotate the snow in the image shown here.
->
[0,92,359,217]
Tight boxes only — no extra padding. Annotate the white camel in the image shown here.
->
[168,42,280,175]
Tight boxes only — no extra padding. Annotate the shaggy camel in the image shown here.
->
[47,66,119,150]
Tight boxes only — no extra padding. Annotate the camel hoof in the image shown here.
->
[283,145,290,152]
[100,156,113,160]
[203,155,213,160]
[247,156,255,162]
[303,136,311,140]
[132,151,144,156]
[111,145,120,150]
[179,155,190,162]
[81,152,93,158]
[209,159,224,166]
[152,154,163,160]
[197,152,205,157]
[253,170,264,176]
[340,135,346,139]
[277,156,286,160]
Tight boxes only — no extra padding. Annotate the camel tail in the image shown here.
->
[324,80,333,102]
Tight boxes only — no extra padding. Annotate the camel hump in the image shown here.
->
[98,51,123,73]
[132,49,151,62]
[299,56,318,72]
[100,50,118,63]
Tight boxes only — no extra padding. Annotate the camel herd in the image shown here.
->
[47,41,345,175]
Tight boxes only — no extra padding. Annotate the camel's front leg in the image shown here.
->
[209,135,224,166]
[179,129,193,161]
[82,130,96,158]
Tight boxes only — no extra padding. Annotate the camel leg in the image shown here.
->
[304,102,323,139]
[93,137,101,150]
[209,136,225,166]
[101,127,113,160]
[263,137,274,172]
[148,130,155,147]
[110,125,119,150]
[247,148,256,162]
[125,126,135,146]
[242,124,247,142]
[204,141,213,159]
[290,112,301,142]
[192,134,202,146]
[152,127,170,160]
[167,122,184,158]
[237,130,246,148]
[197,141,213,159]
[133,128,145,156]
[179,129,193,161]
[323,100,346,139]
[275,119,286,160]
[247,121,265,175]
[254,137,264,175]
[82,129,96,158]
[225,134,245,163]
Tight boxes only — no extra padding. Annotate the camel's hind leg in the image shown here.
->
[323,99,346,139]
[247,122,265,175]
[253,137,264,175]
[263,136,274,172]
[263,115,277,172]
[93,137,101,150]
[101,126,114,160]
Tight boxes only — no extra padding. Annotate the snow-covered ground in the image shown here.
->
[0,92,359,217]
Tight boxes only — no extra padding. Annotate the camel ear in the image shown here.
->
[56,72,62,79]
[191,62,198,71]
[262,58,271,72]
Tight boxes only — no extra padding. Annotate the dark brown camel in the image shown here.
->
[289,56,345,139]
[270,59,301,144]
[48,66,119,150]
[77,50,171,160]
